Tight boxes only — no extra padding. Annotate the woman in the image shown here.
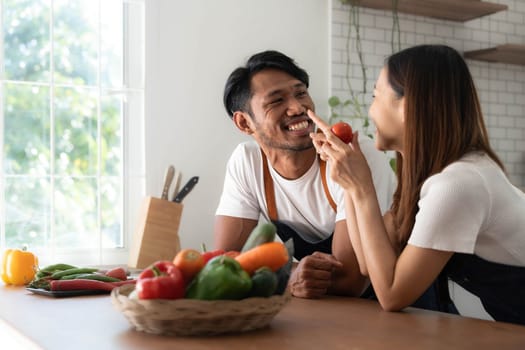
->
[308,44,525,324]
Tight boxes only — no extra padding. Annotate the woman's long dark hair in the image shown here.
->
[387,45,504,243]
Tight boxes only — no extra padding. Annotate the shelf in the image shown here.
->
[351,0,508,22]
[346,1,523,65]
[464,44,525,66]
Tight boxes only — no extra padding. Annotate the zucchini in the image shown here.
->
[241,222,277,252]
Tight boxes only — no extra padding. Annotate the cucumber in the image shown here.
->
[241,222,277,252]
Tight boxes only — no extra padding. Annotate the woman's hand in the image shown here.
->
[308,110,375,196]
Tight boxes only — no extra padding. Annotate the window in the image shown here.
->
[0,0,145,265]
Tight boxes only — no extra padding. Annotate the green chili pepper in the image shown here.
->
[35,263,80,279]
[59,273,88,280]
[27,277,52,290]
[50,267,99,279]
[40,263,78,273]
[35,270,50,279]
[73,274,121,282]
[59,272,119,281]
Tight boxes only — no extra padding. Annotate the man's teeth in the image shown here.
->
[288,121,309,131]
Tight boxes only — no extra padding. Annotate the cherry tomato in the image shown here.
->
[173,249,205,282]
[331,122,353,143]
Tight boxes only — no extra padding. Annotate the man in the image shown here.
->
[214,50,395,298]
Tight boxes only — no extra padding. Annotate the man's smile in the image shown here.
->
[287,120,310,131]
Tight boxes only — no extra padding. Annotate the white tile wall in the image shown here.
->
[331,0,525,190]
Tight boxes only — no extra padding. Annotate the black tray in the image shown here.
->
[26,287,111,298]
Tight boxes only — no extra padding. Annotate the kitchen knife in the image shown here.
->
[173,176,199,203]
[170,171,182,201]
[161,165,175,200]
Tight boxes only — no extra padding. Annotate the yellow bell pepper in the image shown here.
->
[1,248,38,286]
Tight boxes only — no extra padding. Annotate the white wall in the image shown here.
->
[144,0,329,250]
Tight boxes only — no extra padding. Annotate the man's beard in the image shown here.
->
[257,129,314,152]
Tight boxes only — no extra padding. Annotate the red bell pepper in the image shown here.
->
[136,261,185,300]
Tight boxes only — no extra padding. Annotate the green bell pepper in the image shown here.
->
[185,255,252,300]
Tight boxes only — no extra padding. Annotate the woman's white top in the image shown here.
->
[408,152,525,266]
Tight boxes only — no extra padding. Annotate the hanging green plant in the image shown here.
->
[330,0,401,171]
[329,0,370,137]
[329,0,401,141]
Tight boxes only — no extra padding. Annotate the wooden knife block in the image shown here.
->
[128,196,182,269]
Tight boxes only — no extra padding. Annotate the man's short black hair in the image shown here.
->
[223,50,309,118]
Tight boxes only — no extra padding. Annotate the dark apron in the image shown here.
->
[272,221,333,260]
[443,253,525,325]
[364,253,525,324]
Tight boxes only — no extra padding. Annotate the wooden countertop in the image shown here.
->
[1,285,524,350]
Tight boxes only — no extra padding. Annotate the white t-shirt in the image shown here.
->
[408,152,525,266]
[216,137,396,242]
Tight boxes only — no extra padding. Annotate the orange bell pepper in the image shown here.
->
[1,248,38,286]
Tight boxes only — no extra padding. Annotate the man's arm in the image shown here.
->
[213,215,258,251]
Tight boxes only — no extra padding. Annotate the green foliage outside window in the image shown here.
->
[2,0,124,250]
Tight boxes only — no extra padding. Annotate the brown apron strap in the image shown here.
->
[261,150,278,221]
[319,159,337,212]
[261,149,337,221]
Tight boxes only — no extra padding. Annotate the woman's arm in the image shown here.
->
[330,220,368,296]
[308,110,452,311]
[344,191,405,277]
[343,191,368,276]
[383,210,401,255]
[351,190,453,310]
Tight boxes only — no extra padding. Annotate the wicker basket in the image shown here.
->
[111,284,291,336]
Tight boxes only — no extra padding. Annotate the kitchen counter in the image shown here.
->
[1,285,525,350]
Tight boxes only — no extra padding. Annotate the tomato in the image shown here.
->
[173,249,205,282]
[201,249,225,264]
[200,243,225,264]
[331,122,353,143]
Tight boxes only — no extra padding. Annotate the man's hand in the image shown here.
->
[289,252,343,299]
